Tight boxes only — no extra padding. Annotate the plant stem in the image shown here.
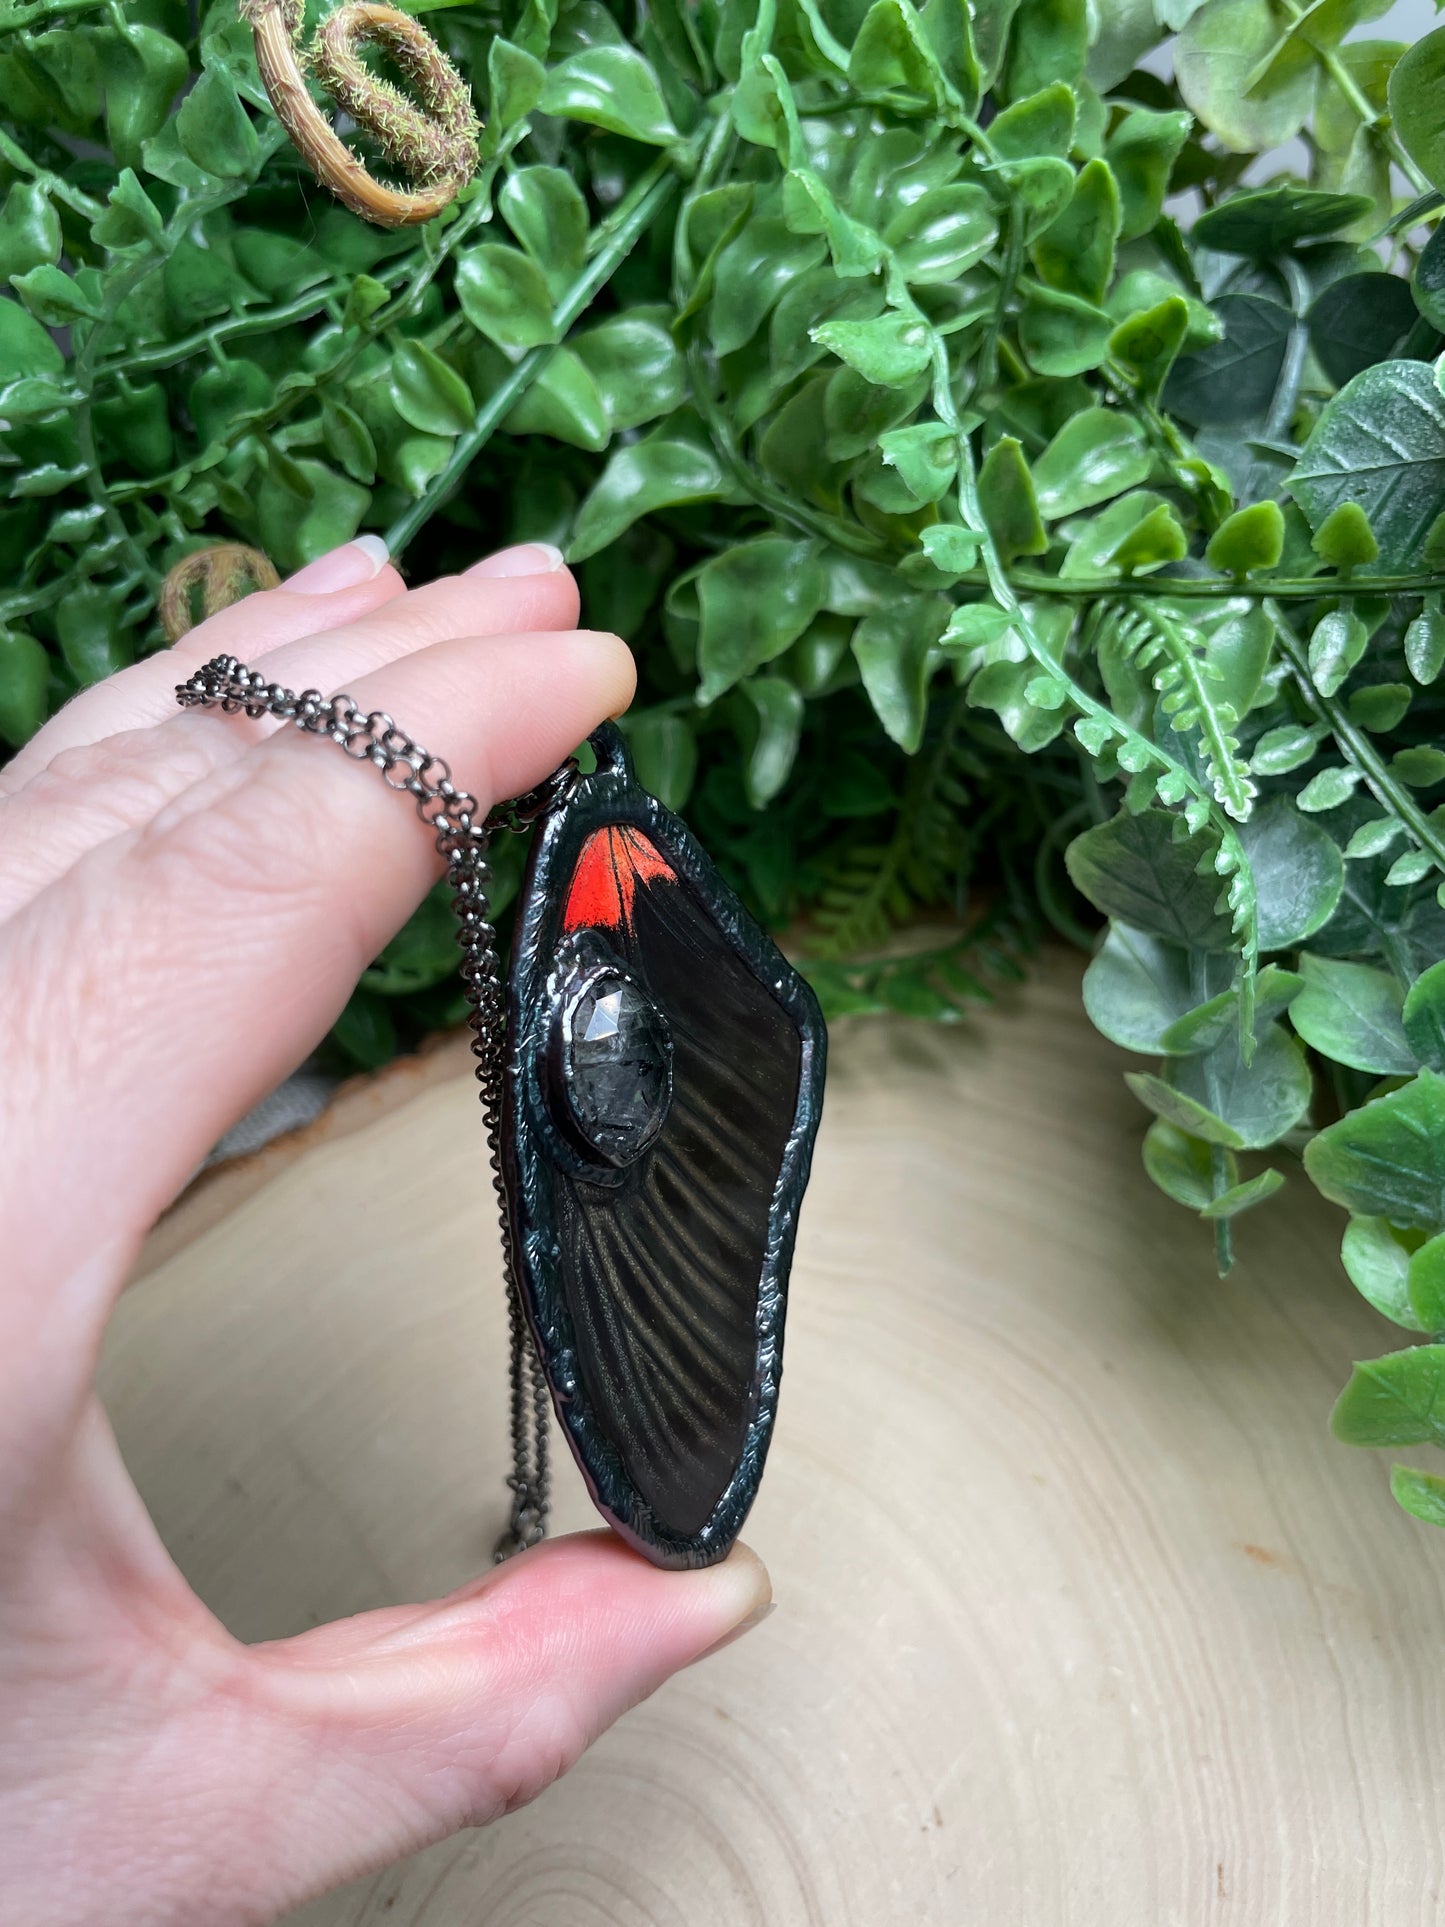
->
[383,161,682,560]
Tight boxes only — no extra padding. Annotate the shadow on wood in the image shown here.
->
[107,949,1445,1924]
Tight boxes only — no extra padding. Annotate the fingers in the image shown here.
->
[0,547,581,918]
[2,540,577,797]
[0,538,405,796]
[5,1534,771,1927]
[3,623,635,1327]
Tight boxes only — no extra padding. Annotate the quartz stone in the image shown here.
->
[558,970,672,1166]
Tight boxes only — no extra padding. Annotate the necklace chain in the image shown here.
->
[176,653,575,1560]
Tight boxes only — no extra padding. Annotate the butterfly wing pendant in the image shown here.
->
[503,724,827,1569]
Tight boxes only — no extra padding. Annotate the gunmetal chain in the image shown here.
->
[176,653,577,1560]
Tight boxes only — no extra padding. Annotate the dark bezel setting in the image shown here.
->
[503,724,828,1570]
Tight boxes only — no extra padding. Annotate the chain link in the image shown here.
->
[176,653,577,1560]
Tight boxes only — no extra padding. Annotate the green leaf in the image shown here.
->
[1066,810,1237,952]
[1237,796,1343,950]
[1389,1462,1445,1527]
[696,537,825,703]
[1031,409,1150,519]
[620,711,697,810]
[0,293,63,379]
[12,263,97,326]
[571,314,684,431]
[89,167,164,252]
[1082,923,1235,1055]
[1290,954,1414,1075]
[1308,272,1418,389]
[1332,1343,1445,1446]
[1143,1118,1235,1210]
[539,46,680,145]
[741,675,805,806]
[1388,25,1445,195]
[1125,1071,1246,1148]
[1413,221,1445,333]
[1292,364,1443,574]
[1206,502,1285,579]
[1195,185,1374,258]
[978,436,1046,562]
[1105,108,1191,243]
[504,347,608,450]
[56,584,129,685]
[256,459,369,573]
[175,69,257,180]
[883,184,997,285]
[1031,157,1120,306]
[455,244,557,353]
[1002,0,1087,100]
[571,436,729,560]
[1405,607,1445,685]
[879,422,957,503]
[1342,1215,1425,1330]
[1392,746,1445,788]
[1165,1020,1312,1149]
[711,218,825,356]
[321,397,377,486]
[1306,1069,1445,1230]
[1347,683,1412,733]
[1199,1167,1285,1218]
[1251,722,1326,776]
[1163,292,1292,427]
[0,625,50,746]
[1108,297,1190,402]
[852,594,950,752]
[1176,0,1317,154]
[1019,285,1114,378]
[989,80,1075,160]
[1408,1232,1445,1331]
[389,342,473,438]
[1297,766,1363,811]
[1404,959,1445,1073]
[1160,964,1301,1055]
[848,0,946,99]
[488,36,546,131]
[0,180,61,281]
[812,311,931,385]
[1307,608,1368,698]
[499,166,588,290]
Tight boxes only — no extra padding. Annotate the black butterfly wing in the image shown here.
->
[504,729,826,1568]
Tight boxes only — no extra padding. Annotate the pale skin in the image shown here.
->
[0,537,771,1924]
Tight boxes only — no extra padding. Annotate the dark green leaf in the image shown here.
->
[696,537,825,703]
[455,244,557,353]
[978,436,1046,562]
[389,342,473,437]
[570,437,730,559]
[1143,1118,1235,1210]
[1031,408,1150,519]
[0,626,50,746]
[1308,272,1418,388]
[1292,362,1445,574]
[1388,25,1445,195]
[1066,809,1237,951]
[1165,1020,1312,1149]
[499,166,588,290]
[1290,954,1414,1074]
[1404,959,1445,1073]
[1306,1069,1445,1230]
[883,184,997,285]
[1030,157,1120,305]
[852,594,949,751]
[741,675,806,805]
[539,46,680,145]
[1332,1343,1445,1446]
[1195,185,1374,258]
[175,69,257,180]
[1105,108,1191,243]
[1162,292,1291,427]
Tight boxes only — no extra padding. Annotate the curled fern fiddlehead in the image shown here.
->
[159,545,281,641]
[243,0,480,228]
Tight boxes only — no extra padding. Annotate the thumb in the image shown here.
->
[229,1532,771,1916]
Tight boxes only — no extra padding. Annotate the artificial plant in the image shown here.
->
[7,0,1445,1523]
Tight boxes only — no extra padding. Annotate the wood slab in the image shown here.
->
[107,949,1445,1925]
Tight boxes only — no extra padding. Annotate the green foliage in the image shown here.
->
[8,0,1445,1533]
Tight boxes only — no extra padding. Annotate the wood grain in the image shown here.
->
[108,949,1445,1925]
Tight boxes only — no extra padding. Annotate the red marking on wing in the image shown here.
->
[564,825,676,935]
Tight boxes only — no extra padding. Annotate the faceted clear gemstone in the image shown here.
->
[562,972,672,1165]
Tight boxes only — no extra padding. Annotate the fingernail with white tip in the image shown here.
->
[283,534,391,594]
[468,542,566,578]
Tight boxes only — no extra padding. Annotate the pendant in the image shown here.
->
[503,724,827,1569]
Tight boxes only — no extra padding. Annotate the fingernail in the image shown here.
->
[283,534,390,594]
[468,541,566,578]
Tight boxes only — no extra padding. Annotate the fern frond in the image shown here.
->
[1113,601,1257,822]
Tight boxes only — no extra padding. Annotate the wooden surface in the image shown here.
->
[108,949,1445,1925]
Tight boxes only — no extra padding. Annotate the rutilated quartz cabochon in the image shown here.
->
[503,725,827,1569]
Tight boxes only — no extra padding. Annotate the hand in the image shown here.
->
[0,539,771,1926]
